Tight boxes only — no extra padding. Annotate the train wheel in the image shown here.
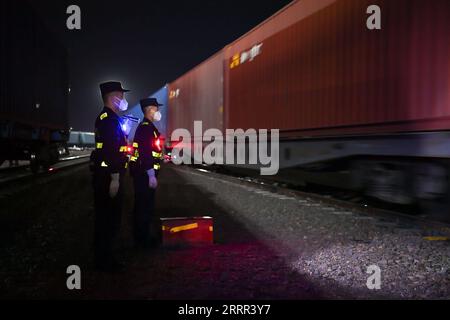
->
[415,163,450,222]
[364,163,415,206]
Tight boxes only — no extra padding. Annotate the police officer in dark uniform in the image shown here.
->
[130,98,164,248]
[91,81,130,272]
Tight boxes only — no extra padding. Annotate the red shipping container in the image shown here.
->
[166,0,449,141]
[168,51,224,138]
[221,0,450,138]
[160,217,214,247]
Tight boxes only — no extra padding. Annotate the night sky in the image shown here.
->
[30,0,292,131]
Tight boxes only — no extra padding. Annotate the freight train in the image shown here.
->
[134,0,450,218]
[0,0,69,173]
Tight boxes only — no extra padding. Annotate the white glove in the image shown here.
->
[147,169,158,189]
[109,173,120,198]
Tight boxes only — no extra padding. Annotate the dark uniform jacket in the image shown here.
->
[130,118,163,176]
[91,107,129,174]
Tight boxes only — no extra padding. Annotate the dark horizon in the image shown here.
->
[30,0,292,131]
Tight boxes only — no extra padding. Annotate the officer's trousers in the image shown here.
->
[92,172,123,266]
[132,172,156,246]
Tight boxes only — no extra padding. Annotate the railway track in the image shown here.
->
[189,164,450,237]
[0,154,91,189]
[3,155,448,236]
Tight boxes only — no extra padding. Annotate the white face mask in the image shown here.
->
[153,111,162,122]
[118,98,128,111]
[114,96,128,111]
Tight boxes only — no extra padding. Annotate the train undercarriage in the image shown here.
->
[213,130,450,221]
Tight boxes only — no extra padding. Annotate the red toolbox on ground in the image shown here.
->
[160,217,214,247]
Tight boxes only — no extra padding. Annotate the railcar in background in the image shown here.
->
[67,131,95,150]
[0,0,70,173]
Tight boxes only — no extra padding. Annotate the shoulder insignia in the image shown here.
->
[100,112,108,120]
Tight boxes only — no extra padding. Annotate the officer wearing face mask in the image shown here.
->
[91,81,130,272]
[129,98,164,248]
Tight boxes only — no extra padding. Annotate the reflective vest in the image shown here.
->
[129,119,163,175]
